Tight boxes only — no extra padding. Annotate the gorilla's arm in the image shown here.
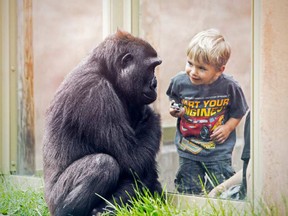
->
[76,76,161,176]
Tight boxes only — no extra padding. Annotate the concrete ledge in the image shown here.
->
[168,192,252,214]
[2,175,44,190]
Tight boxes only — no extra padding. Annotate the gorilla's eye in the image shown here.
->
[121,53,133,68]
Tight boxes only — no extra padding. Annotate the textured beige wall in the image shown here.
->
[259,0,288,210]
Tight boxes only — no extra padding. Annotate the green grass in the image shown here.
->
[0,175,287,216]
[99,185,190,216]
[100,189,246,216]
[0,175,49,216]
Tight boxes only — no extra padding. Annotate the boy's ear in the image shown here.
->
[219,65,225,73]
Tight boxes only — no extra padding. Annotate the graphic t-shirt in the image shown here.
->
[166,72,248,162]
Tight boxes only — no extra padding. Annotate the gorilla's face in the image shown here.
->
[117,45,162,105]
[142,76,158,103]
[137,52,162,104]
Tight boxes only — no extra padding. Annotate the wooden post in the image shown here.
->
[17,0,35,175]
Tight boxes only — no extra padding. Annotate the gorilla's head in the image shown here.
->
[101,31,162,106]
[118,47,162,105]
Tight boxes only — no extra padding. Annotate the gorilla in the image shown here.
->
[42,30,163,216]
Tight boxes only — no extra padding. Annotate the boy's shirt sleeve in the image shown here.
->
[166,77,179,102]
[166,72,187,103]
[229,83,249,119]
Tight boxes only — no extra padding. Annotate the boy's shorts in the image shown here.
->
[175,156,235,195]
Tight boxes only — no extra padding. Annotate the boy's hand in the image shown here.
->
[169,101,185,118]
[210,125,231,144]
[210,117,242,144]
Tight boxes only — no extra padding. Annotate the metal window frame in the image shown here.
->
[0,0,18,174]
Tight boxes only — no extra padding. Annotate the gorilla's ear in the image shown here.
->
[121,53,133,68]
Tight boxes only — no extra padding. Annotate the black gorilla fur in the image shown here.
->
[43,31,163,216]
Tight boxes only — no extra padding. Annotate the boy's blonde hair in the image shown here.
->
[187,28,231,71]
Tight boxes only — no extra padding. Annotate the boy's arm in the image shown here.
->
[210,117,242,144]
[208,169,243,197]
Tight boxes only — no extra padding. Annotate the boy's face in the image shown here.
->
[185,57,224,85]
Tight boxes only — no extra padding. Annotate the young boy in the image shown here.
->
[166,28,248,195]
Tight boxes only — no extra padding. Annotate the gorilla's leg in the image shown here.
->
[92,178,137,214]
[47,154,120,216]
